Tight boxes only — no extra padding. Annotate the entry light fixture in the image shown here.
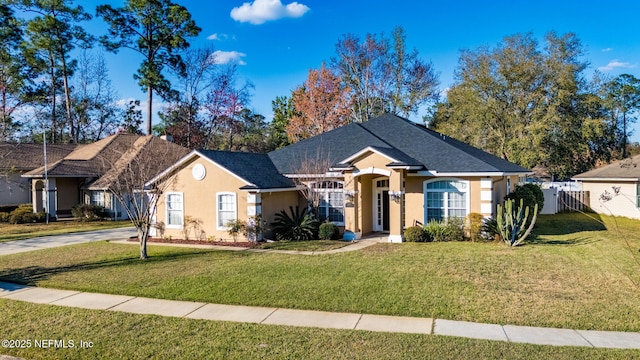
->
[389,190,404,203]
[344,189,358,201]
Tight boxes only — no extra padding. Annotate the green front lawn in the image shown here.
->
[0,220,132,242]
[255,239,350,251]
[1,213,640,333]
[1,299,638,360]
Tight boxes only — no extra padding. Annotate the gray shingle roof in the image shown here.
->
[268,113,530,174]
[198,150,296,189]
[0,143,77,171]
[573,155,640,180]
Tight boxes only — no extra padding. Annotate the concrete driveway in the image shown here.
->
[0,227,137,256]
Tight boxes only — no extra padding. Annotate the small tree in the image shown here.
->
[98,136,188,259]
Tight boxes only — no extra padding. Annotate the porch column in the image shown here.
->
[388,169,404,243]
[44,178,57,220]
[344,172,361,239]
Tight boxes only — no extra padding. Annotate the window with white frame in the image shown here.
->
[424,180,469,222]
[90,191,105,207]
[311,181,345,225]
[166,192,184,227]
[217,192,237,229]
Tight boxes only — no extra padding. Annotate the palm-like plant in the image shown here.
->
[271,206,318,241]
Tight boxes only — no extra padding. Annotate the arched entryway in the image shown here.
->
[33,180,44,212]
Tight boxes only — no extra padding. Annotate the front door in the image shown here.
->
[373,178,390,232]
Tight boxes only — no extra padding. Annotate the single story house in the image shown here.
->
[0,143,76,206]
[149,114,531,242]
[572,155,640,220]
[22,134,189,220]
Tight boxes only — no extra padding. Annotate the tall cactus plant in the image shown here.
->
[496,199,538,247]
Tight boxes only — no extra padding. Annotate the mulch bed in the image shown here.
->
[127,236,256,248]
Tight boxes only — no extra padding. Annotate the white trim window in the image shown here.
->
[311,181,345,225]
[217,192,237,229]
[424,179,469,222]
[90,191,105,207]
[166,192,184,228]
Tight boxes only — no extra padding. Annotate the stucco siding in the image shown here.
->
[157,157,251,241]
[581,181,640,220]
[261,190,301,239]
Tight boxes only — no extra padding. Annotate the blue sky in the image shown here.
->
[86,0,640,141]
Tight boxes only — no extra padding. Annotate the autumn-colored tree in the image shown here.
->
[287,63,352,142]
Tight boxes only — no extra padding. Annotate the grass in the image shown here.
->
[0,220,132,242]
[1,212,640,332]
[255,239,350,251]
[1,299,639,360]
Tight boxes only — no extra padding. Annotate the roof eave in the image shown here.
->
[572,177,640,182]
[408,170,532,177]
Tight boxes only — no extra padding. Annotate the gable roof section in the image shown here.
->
[268,113,530,175]
[198,150,296,190]
[572,155,640,181]
[148,150,296,191]
[23,134,141,178]
[85,136,190,190]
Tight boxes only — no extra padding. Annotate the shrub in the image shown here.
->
[225,218,246,242]
[0,212,9,223]
[443,217,465,241]
[404,226,427,242]
[424,217,465,241]
[318,222,339,240]
[467,213,485,242]
[72,204,109,221]
[6,205,46,224]
[506,183,544,214]
[423,220,447,242]
[271,206,319,241]
[481,217,500,241]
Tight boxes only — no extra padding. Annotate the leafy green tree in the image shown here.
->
[269,95,295,150]
[432,32,609,179]
[605,74,640,158]
[17,0,93,143]
[0,4,28,141]
[331,26,438,122]
[97,0,201,135]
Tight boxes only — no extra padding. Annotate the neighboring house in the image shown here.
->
[572,155,640,220]
[0,143,76,206]
[22,134,189,220]
[150,114,531,242]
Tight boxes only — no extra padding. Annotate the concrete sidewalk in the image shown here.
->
[1,281,639,349]
[0,227,137,256]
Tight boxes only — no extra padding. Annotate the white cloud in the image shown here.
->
[207,33,233,41]
[230,0,310,25]
[601,47,613,52]
[598,59,637,72]
[212,50,247,65]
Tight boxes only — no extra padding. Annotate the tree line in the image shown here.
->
[429,33,639,180]
[0,1,638,179]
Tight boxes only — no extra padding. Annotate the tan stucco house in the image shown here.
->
[22,134,189,220]
[149,114,531,242]
[572,155,640,220]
